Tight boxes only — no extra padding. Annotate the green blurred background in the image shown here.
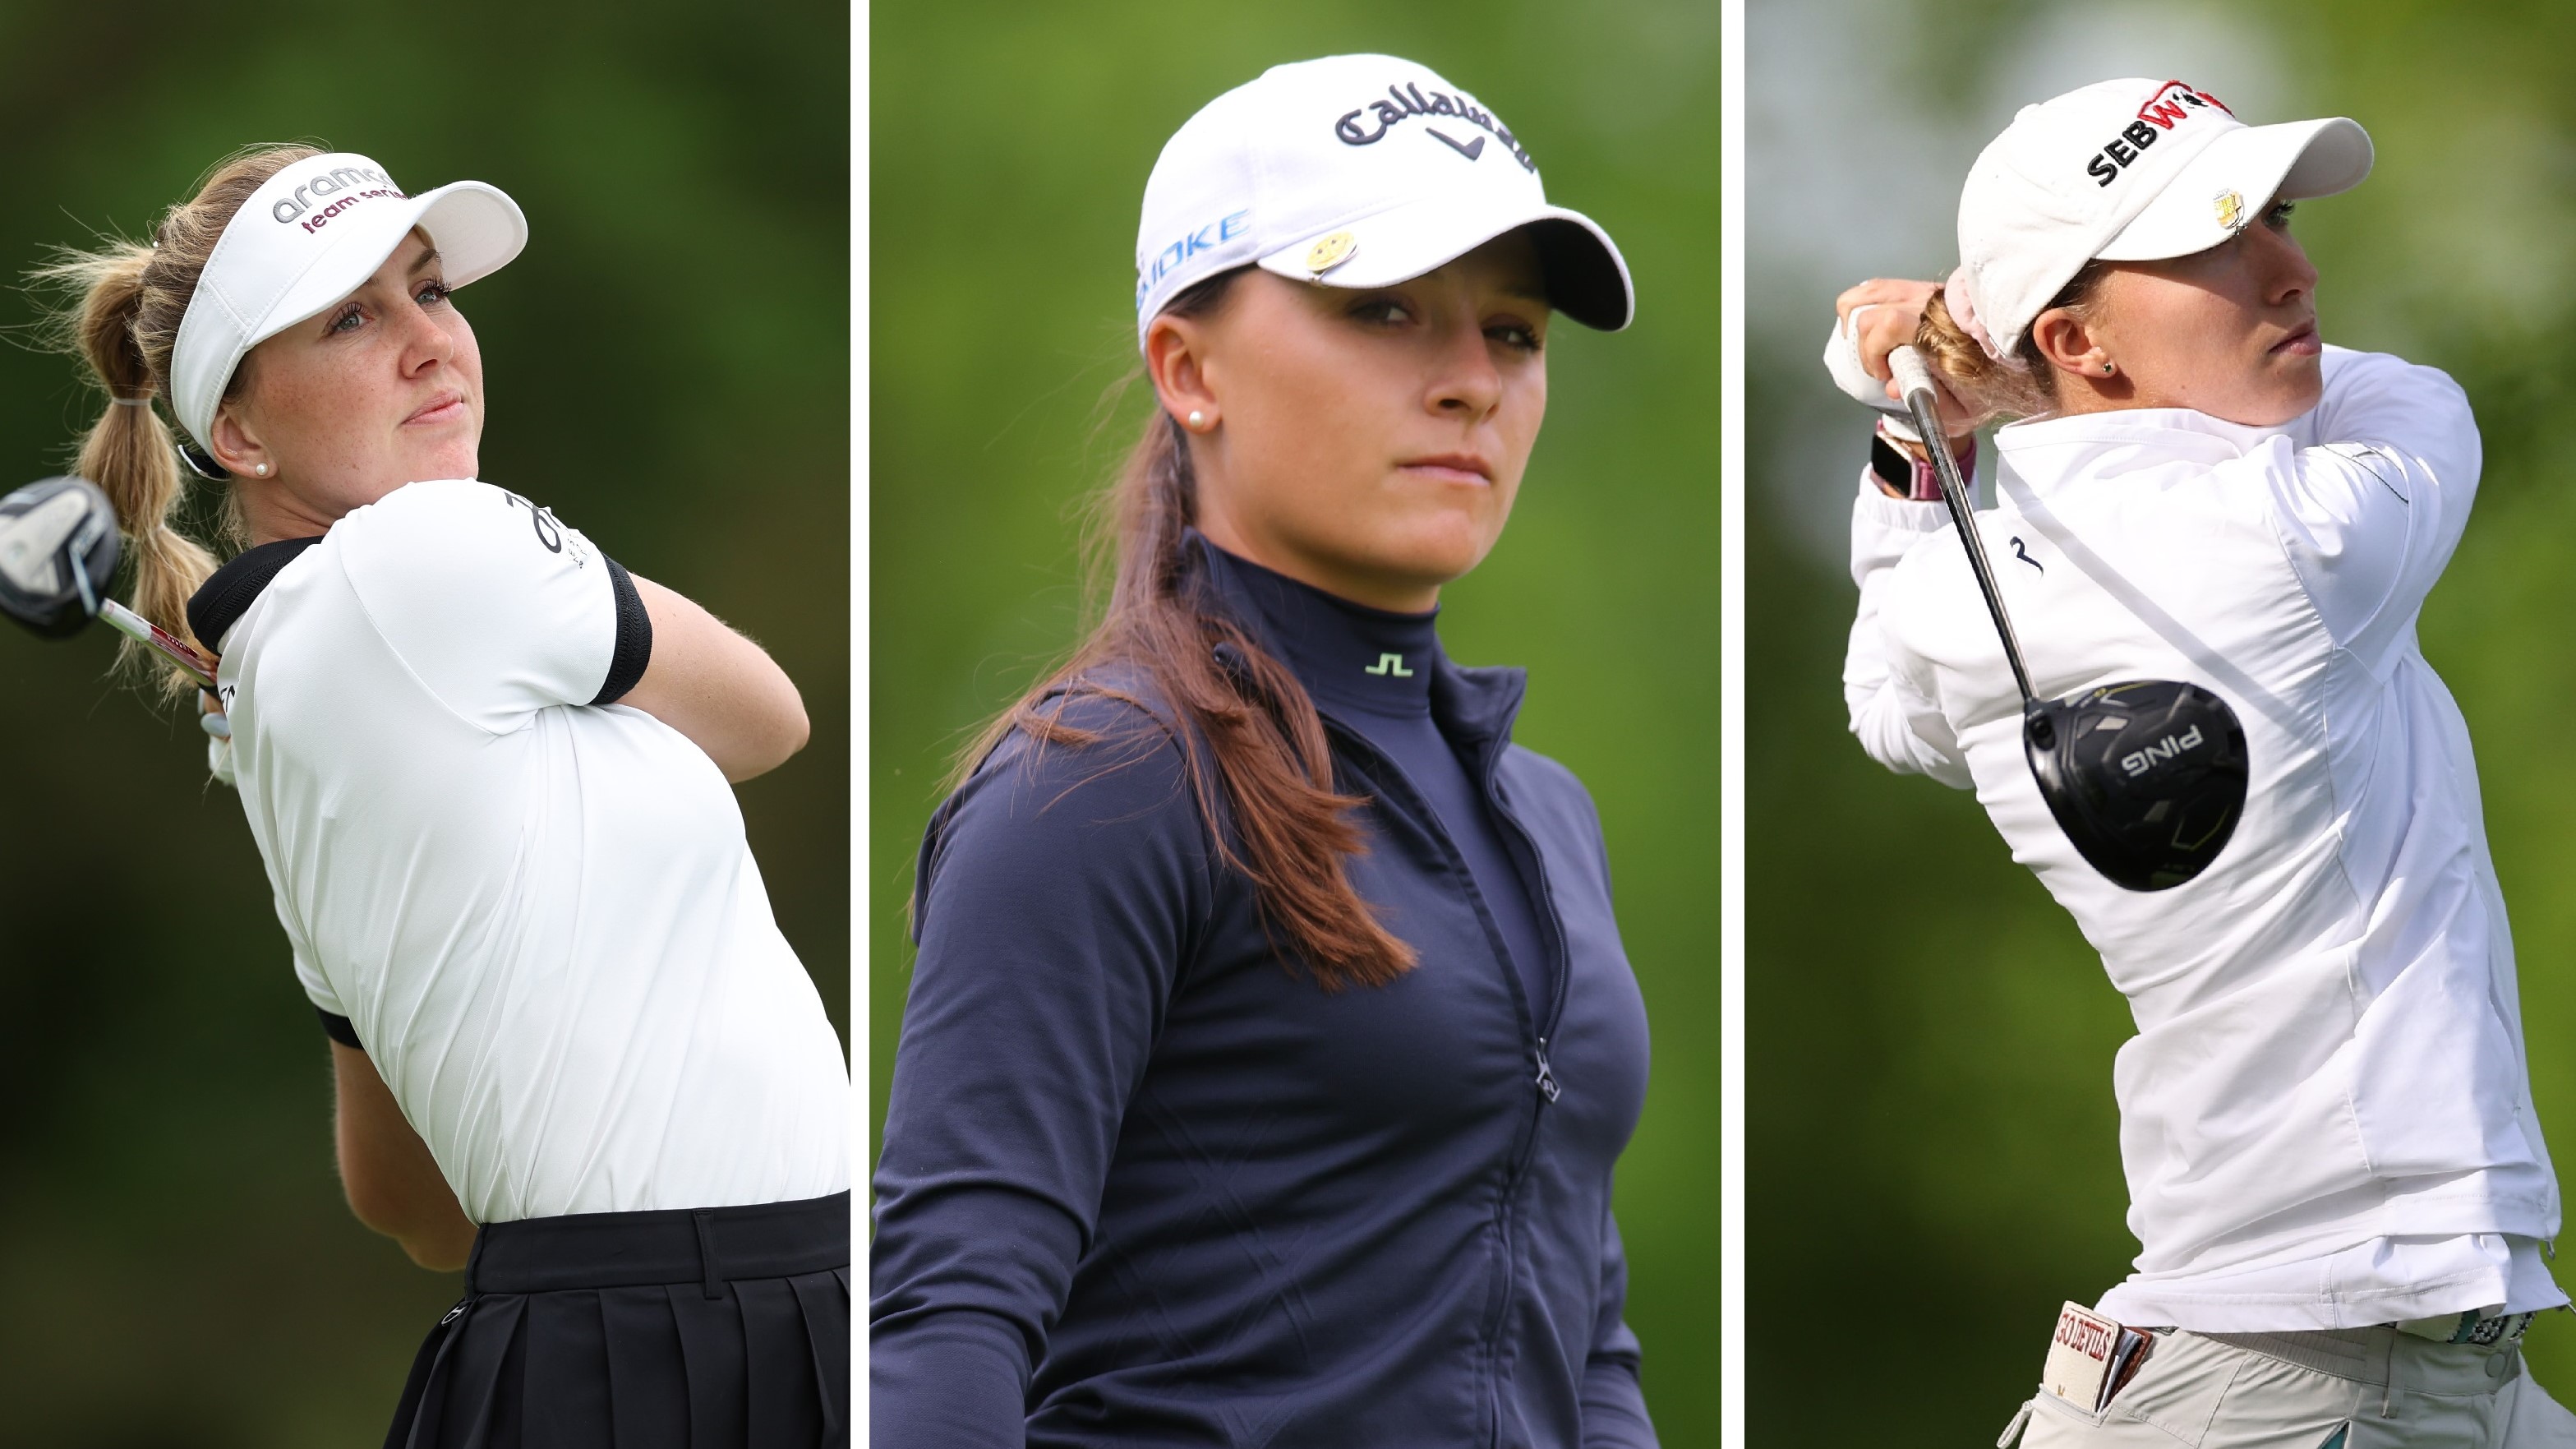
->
[0,2,846,1443]
[1751,0,2576,1442]
[869,3,1718,1442]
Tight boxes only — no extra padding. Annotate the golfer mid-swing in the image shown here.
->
[1835,80,2573,1446]
[44,144,850,1445]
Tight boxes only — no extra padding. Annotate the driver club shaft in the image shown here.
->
[1887,345,2035,705]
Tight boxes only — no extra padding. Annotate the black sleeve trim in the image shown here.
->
[316,1008,363,1050]
[590,556,653,706]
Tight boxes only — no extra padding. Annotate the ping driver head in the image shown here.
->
[0,477,120,639]
[2023,680,2248,891]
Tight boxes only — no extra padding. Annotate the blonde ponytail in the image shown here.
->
[46,242,219,695]
[30,144,320,701]
[1917,262,2111,425]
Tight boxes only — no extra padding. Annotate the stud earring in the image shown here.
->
[2101,362,2115,375]
[1186,409,1210,431]
[253,462,270,477]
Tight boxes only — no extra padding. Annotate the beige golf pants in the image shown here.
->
[2003,1325,2576,1448]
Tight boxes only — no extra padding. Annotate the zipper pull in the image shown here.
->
[1534,1039,1560,1104]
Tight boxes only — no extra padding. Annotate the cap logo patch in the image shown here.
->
[1305,230,1358,275]
[2213,190,2246,232]
[1426,128,1486,162]
[2082,81,2231,189]
[269,164,405,232]
[1136,207,1252,311]
[1333,81,1536,173]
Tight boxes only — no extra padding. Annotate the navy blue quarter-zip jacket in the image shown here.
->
[872,536,1657,1448]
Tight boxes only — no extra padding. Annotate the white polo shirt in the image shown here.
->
[197,478,849,1225]
[1844,347,2563,1330]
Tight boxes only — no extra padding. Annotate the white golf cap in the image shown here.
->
[168,150,526,449]
[1132,53,1632,346]
[1952,79,2372,358]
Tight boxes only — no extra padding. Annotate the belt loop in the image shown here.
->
[692,1208,724,1299]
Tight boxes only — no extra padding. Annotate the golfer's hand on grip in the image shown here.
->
[1835,278,1979,440]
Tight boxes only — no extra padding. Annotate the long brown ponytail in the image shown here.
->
[950,270,1417,992]
[31,143,321,700]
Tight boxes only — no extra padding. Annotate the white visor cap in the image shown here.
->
[1132,53,1632,346]
[1955,79,2371,358]
[168,151,526,449]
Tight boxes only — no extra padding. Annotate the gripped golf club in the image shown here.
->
[1887,345,2248,891]
[0,474,218,690]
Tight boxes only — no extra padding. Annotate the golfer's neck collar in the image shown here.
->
[187,535,324,652]
[1191,532,1444,718]
[1999,404,2297,473]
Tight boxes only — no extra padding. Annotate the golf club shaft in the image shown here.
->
[98,598,217,690]
[1887,345,2035,704]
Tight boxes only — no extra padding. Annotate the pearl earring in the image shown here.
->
[253,463,270,477]
[1186,409,1209,431]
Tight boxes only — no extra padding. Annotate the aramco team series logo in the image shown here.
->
[270,164,407,234]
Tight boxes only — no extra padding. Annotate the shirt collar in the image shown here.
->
[187,536,324,651]
[1993,404,2314,493]
[1186,530,1526,745]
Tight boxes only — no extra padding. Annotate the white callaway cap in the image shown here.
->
[1132,53,1632,345]
[169,150,526,449]
[1952,79,2372,358]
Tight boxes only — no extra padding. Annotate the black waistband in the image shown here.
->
[466,1190,850,1296]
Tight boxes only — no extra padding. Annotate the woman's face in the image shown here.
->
[2044,198,2324,427]
[1148,231,1551,612]
[214,231,484,542]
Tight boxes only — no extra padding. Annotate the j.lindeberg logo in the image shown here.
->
[270,165,407,233]
[1334,82,1536,173]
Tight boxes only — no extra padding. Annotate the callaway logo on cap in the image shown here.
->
[1132,53,1633,345]
[169,151,527,449]
[1950,78,2373,358]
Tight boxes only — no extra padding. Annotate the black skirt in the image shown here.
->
[386,1190,850,1449]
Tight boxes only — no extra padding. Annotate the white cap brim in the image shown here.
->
[172,173,526,447]
[253,181,525,351]
[1253,189,1634,331]
[2097,117,2372,262]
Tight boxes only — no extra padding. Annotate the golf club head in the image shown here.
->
[2024,680,2248,891]
[0,476,120,639]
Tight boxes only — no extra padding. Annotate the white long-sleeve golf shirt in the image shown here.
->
[1845,345,2563,1331]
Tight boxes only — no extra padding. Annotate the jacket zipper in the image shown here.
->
[1318,712,1571,1447]
[1476,731,1575,1445]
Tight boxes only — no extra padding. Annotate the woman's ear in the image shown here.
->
[2028,307,2109,381]
[1144,311,1219,427]
[208,404,273,480]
